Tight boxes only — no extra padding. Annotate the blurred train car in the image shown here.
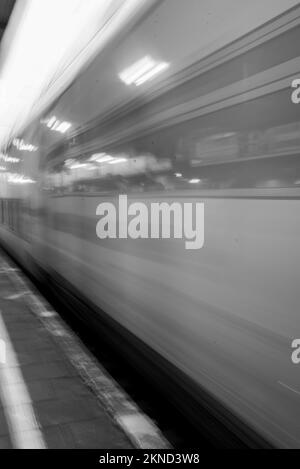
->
[1,0,300,448]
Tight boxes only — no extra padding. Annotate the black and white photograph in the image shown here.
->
[0,0,299,457]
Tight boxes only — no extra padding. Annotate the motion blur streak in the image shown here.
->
[1,0,300,450]
[0,0,155,147]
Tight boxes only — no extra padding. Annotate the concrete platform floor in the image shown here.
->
[0,258,134,449]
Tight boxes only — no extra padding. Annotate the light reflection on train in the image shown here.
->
[1,0,300,449]
[44,121,300,194]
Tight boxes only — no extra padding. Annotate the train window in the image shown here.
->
[45,82,300,195]
[47,119,300,195]
[42,19,300,197]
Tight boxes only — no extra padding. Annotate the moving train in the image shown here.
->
[1,0,300,448]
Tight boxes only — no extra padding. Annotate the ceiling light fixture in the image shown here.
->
[108,158,127,165]
[13,138,38,152]
[8,173,35,184]
[119,56,155,85]
[135,62,169,86]
[0,153,20,164]
[119,56,170,87]
[90,153,113,163]
[44,116,72,134]
[69,163,88,170]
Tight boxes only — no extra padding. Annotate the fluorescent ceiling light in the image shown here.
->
[119,56,170,86]
[70,163,88,170]
[189,179,201,184]
[119,56,155,85]
[8,173,35,184]
[56,122,72,134]
[44,117,72,134]
[90,153,106,161]
[13,138,37,152]
[109,158,127,165]
[0,154,20,163]
[46,116,57,128]
[135,62,169,86]
[91,154,113,163]
[51,121,61,131]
